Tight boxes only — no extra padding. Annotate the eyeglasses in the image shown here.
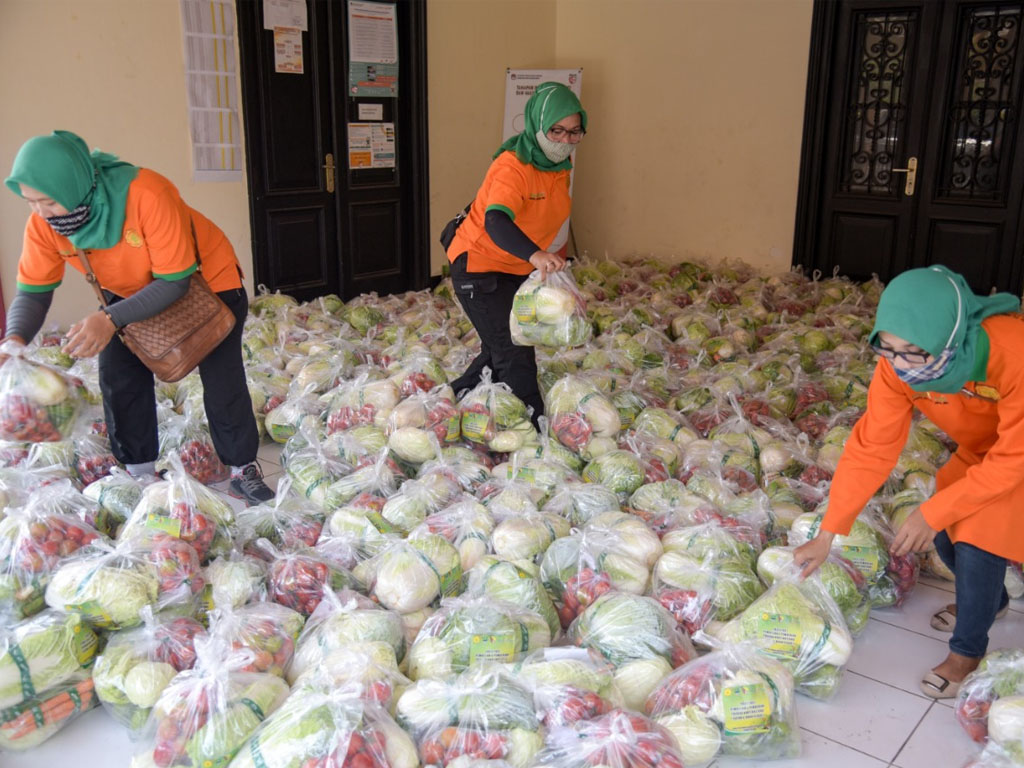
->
[547,126,586,141]
[870,344,932,364]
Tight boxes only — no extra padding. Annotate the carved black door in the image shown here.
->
[795,0,1024,295]
[235,0,430,302]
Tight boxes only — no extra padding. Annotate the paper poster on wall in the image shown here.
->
[263,0,307,30]
[348,1,398,96]
[273,27,303,73]
[504,68,583,253]
[348,122,396,169]
[358,103,384,120]
[180,0,243,181]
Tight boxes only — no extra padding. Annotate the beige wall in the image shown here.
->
[0,0,253,329]
[1,0,813,331]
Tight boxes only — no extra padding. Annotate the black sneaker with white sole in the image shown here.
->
[228,462,275,506]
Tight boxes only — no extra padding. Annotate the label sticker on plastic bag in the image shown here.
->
[444,415,461,442]
[840,544,881,579]
[755,612,802,658]
[722,683,771,734]
[69,600,114,627]
[439,563,463,597]
[145,513,183,538]
[461,412,491,441]
[74,623,98,666]
[513,294,539,324]
[469,632,517,664]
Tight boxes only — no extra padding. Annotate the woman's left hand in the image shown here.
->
[891,507,937,557]
[65,310,117,358]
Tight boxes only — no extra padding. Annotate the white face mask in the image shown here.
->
[535,130,574,164]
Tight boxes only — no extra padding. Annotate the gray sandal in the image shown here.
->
[930,603,1009,633]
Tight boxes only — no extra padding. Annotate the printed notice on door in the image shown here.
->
[273,26,303,73]
[347,122,396,169]
[348,1,398,97]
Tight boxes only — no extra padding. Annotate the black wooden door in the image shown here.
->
[236,0,429,302]
[795,0,1024,295]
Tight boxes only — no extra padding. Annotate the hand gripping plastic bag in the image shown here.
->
[0,500,103,621]
[0,347,82,443]
[287,588,406,686]
[93,607,208,734]
[568,592,697,711]
[645,642,800,766]
[396,665,544,767]
[510,268,592,349]
[405,595,552,681]
[229,680,419,768]
[131,635,290,768]
[530,708,685,768]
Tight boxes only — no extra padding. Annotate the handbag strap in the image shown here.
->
[75,218,203,309]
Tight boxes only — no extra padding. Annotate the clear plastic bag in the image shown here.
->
[415,495,496,572]
[73,426,119,486]
[464,555,560,639]
[257,538,361,617]
[956,648,1024,745]
[531,708,685,768]
[82,467,147,535]
[234,477,324,552]
[207,602,305,678]
[355,533,462,615]
[543,481,622,527]
[93,608,207,735]
[322,371,401,434]
[510,268,592,349]
[406,595,552,681]
[513,646,622,729]
[132,636,290,768]
[457,369,535,453]
[0,347,82,442]
[581,449,647,502]
[157,411,229,485]
[545,374,622,459]
[0,668,97,751]
[202,549,269,610]
[395,665,544,768]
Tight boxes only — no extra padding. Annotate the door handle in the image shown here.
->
[323,153,335,193]
[891,156,917,196]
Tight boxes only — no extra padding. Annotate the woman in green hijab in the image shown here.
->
[444,82,586,424]
[795,265,1023,698]
[3,130,274,506]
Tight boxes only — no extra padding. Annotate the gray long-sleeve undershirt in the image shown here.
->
[5,276,191,343]
[484,209,540,261]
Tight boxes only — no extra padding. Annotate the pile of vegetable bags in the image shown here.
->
[0,255,991,762]
[957,649,1024,762]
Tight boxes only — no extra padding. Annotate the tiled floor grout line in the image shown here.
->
[886,700,936,768]
[843,668,937,703]
[799,725,895,764]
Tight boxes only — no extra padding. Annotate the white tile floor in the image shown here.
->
[9,443,1021,767]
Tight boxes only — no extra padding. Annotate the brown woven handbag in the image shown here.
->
[77,225,236,383]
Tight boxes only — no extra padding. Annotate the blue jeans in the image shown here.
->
[933,530,1009,658]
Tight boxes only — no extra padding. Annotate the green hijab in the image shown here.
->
[870,265,1021,393]
[5,130,139,250]
[494,82,587,172]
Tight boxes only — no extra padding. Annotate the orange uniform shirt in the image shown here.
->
[822,313,1024,562]
[447,150,572,275]
[17,168,243,298]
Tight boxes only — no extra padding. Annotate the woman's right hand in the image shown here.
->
[529,250,568,275]
[793,531,836,579]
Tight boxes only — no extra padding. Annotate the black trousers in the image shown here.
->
[98,286,259,467]
[449,253,544,425]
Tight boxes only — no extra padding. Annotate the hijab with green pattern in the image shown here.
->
[869,265,1021,393]
[494,82,587,172]
[5,130,139,250]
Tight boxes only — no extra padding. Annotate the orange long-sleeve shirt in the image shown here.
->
[822,313,1024,562]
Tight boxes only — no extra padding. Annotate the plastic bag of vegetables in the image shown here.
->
[263,390,324,444]
[568,593,697,711]
[543,481,622,527]
[207,603,305,678]
[234,478,324,552]
[492,454,577,508]
[227,680,419,768]
[156,411,230,485]
[510,268,592,349]
[406,595,552,681]
[546,374,622,458]
[380,472,462,533]
[287,588,406,685]
[582,449,647,502]
[121,455,235,563]
[93,608,207,734]
[386,385,462,446]
[83,467,147,534]
[513,646,622,728]
[0,668,97,752]
[322,372,401,433]
[457,369,536,453]
[0,348,81,442]
[130,636,290,768]
[387,348,450,396]
[414,496,496,571]
[464,555,560,638]
[44,538,162,629]
[256,538,361,617]
[956,648,1024,745]
[73,427,119,486]
[0,610,98,711]
[490,508,570,564]
[291,641,409,711]
[531,707,685,768]
[645,641,800,765]
[396,665,544,767]
[757,545,871,636]
[201,549,268,610]
[713,576,853,700]
[355,532,462,614]
[0,501,102,621]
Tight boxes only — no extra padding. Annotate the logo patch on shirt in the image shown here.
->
[124,229,143,248]
[528,192,546,200]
